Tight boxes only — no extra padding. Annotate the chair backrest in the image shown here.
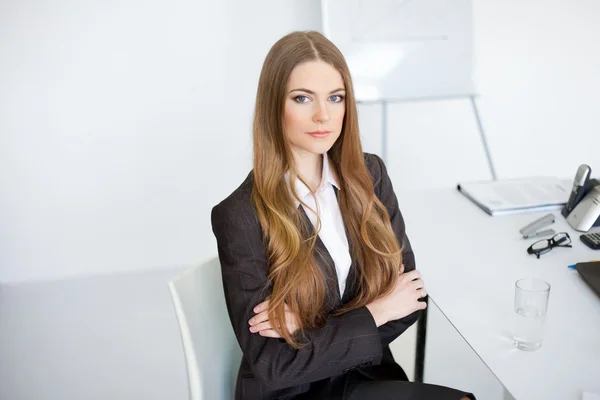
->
[168,257,242,400]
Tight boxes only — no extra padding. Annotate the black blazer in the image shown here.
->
[211,153,420,400]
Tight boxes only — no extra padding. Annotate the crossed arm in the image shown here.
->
[210,154,421,390]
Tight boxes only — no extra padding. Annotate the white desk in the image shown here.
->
[400,188,600,400]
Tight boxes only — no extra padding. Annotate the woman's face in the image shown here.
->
[283,60,345,158]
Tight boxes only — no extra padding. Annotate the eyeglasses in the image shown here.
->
[527,232,572,259]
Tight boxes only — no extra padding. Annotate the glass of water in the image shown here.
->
[513,278,550,351]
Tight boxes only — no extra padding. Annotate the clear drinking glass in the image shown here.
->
[513,278,550,351]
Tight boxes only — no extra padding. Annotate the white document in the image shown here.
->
[457,177,571,216]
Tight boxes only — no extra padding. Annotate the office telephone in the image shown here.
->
[564,169,600,232]
[580,232,600,249]
[567,185,600,231]
[562,164,591,217]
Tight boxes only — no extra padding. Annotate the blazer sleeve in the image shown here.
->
[211,200,384,391]
[370,153,422,348]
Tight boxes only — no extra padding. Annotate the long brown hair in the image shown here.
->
[252,31,402,349]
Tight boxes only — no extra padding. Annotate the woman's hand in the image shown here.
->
[248,299,300,338]
[366,265,427,327]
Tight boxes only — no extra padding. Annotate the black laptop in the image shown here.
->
[576,262,600,297]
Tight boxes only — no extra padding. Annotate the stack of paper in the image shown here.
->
[457,177,571,216]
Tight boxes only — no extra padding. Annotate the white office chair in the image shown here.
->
[168,257,243,400]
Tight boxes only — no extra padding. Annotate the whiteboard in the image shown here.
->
[322,0,475,101]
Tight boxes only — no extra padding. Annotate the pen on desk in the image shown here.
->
[568,260,600,269]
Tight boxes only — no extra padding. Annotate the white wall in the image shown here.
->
[361,0,600,188]
[473,0,600,179]
[359,98,493,198]
[0,0,322,283]
[4,0,599,284]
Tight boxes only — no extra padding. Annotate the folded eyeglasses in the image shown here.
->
[527,232,572,259]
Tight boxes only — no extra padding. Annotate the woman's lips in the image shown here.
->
[307,130,331,138]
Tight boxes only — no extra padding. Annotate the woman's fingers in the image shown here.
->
[248,309,270,326]
[253,299,269,313]
[409,278,425,290]
[415,285,427,298]
[402,269,422,281]
[407,278,427,300]
[249,299,275,326]
[258,329,282,338]
[251,311,296,329]
[249,299,300,336]
[250,320,276,333]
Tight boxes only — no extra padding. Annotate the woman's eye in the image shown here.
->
[329,95,344,103]
[294,95,310,103]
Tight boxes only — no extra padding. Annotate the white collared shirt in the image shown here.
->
[286,153,352,297]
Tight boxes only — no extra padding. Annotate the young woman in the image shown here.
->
[211,31,475,400]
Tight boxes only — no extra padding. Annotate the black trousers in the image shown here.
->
[292,350,475,400]
[346,380,476,400]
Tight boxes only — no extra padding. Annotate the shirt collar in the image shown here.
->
[321,152,340,190]
[285,152,340,205]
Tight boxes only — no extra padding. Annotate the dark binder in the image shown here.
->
[575,261,600,297]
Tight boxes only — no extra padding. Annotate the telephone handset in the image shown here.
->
[566,184,600,232]
[562,164,591,217]
[562,164,600,232]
